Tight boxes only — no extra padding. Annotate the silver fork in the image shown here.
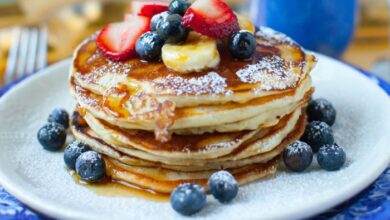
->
[4,25,47,86]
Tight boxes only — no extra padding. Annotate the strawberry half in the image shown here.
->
[182,0,239,38]
[97,16,150,61]
[131,1,169,18]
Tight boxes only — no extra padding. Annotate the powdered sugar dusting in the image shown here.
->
[209,171,238,185]
[305,121,333,141]
[285,141,312,155]
[43,122,65,135]
[90,60,131,81]
[201,142,232,152]
[152,72,232,95]
[78,151,101,163]
[319,144,345,157]
[236,55,300,90]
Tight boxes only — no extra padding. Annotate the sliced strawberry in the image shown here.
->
[182,0,239,38]
[130,1,168,18]
[97,16,150,61]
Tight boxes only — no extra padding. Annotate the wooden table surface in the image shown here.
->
[342,25,390,71]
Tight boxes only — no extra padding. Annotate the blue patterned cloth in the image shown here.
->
[0,188,42,220]
[1,67,389,220]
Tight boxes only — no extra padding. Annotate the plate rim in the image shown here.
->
[0,55,389,220]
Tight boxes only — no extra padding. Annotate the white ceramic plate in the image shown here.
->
[0,54,389,220]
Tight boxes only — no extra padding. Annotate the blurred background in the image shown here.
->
[0,0,389,87]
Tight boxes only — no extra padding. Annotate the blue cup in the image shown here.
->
[250,0,358,57]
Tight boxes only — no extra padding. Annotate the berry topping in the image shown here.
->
[229,30,257,60]
[170,183,206,216]
[157,14,188,43]
[317,143,346,171]
[307,98,337,126]
[136,31,165,61]
[37,122,66,151]
[169,0,191,16]
[96,15,150,61]
[131,1,169,18]
[48,108,69,129]
[151,11,170,31]
[208,171,238,203]
[283,141,313,172]
[301,121,335,152]
[76,151,106,182]
[182,0,239,38]
[64,141,91,170]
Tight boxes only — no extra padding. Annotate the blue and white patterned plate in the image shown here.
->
[0,55,389,219]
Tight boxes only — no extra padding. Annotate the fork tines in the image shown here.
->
[4,25,47,86]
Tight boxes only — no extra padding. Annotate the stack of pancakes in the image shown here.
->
[69,27,316,194]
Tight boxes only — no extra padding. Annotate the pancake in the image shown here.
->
[70,110,306,193]
[81,107,304,160]
[71,27,316,107]
[70,107,306,171]
[70,75,312,132]
[105,157,280,194]
[69,25,316,193]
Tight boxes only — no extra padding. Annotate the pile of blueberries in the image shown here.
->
[283,98,346,172]
[37,109,106,182]
[171,170,239,216]
[135,0,257,61]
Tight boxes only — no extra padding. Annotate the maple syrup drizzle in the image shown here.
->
[68,169,169,202]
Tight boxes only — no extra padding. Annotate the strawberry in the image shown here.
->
[96,16,150,61]
[182,0,239,38]
[131,1,169,18]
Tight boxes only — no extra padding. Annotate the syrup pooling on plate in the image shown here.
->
[68,169,169,202]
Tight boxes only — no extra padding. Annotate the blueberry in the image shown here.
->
[283,141,313,172]
[229,30,257,60]
[170,183,206,216]
[75,151,105,182]
[301,121,334,152]
[151,11,170,31]
[318,143,346,171]
[37,122,66,151]
[136,31,165,61]
[208,171,238,203]
[48,109,69,129]
[157,14,188,44]
[307,98,336,126]
[64,141,91,170]
[168,0,191,15]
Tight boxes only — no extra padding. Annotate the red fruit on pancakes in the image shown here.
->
[131,1,169,18]
[97,15,150,61]
[182,0,239,38]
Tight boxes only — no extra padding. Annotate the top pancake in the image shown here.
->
[71,27,317,107]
